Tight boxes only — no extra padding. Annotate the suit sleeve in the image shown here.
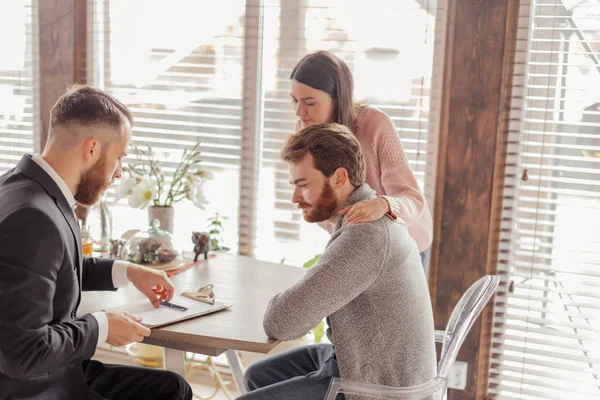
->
[82,257,116,291]
[0,208,98,379]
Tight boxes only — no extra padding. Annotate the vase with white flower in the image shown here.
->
[115,142,213,233]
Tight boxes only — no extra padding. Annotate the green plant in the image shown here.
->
[206,212,230,251]
[303,254,321,268]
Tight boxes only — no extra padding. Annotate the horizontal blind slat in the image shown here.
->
[0,0,36,175]
[490,0,600,398]
[252,0,444,265]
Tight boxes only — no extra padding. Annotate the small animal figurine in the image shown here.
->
[109,238,126,259]
[192,231,210,261]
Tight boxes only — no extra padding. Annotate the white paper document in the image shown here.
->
[106,295,231,328]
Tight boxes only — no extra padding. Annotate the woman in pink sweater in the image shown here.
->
[290,51,433,271]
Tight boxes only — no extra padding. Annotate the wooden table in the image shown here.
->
[79,253,306,394]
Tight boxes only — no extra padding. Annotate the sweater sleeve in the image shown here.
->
[374,119,426,225]
[263,223,387,340]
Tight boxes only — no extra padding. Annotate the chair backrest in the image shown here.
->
[436,275,499,380]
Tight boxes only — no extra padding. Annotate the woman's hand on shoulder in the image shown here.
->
[340,197,390,227]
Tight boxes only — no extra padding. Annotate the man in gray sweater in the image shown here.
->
[239,123,436,400]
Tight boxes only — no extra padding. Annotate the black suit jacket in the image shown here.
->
[0,155,117,399]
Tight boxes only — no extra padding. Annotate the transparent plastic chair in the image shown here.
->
[324,275,500,400]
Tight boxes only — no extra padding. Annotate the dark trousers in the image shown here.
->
[239,344,343,400]
[84,360,192,400]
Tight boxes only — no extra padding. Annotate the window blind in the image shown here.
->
[0,1,37,174]
[489,1,600,399]
[248,0,447,265]
[89,0,446,262]
[89,0,244,249]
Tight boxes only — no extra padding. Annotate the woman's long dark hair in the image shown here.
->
[290,51,357,130]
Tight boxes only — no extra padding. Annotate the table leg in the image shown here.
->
[226,350,247,395]
[163,348,186,378]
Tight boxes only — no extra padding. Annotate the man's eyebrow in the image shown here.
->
[290,178,307,185]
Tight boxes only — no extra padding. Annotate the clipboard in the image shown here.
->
[181,283,216,305]
[105,295,231,328]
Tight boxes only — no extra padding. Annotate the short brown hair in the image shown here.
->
[281,123,366,186]
[51,85,133,128]
[48,85,133,148]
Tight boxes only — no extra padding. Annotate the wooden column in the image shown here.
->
[428,0,520,399]
[38,0,87,151]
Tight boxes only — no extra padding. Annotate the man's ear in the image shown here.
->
[82,137,100,164]
[332,167,349,188]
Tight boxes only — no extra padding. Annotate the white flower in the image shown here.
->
[129,176,157,209]
[188,182,208,210]
[201,170,214,180]
[114,173,138,201]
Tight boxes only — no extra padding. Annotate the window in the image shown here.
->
[250,0,447,265]
[0,1,37,173]
[489,1,600,398]
[90,0,446,265]
[90,0,244,250]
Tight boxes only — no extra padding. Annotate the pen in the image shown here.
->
[159,300,188,311]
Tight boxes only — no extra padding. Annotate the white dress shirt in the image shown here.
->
[31,154,129,345]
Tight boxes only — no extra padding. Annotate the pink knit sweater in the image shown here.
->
[308,106,433,252]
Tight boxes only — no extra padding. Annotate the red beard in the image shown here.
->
[298,180,338,223]
[75,154,110,206]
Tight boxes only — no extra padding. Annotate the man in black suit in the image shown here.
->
[0,86,193,400]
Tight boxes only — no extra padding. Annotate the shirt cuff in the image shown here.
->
[92,312,109,345]
[112,261,130,288]
[379,196,397,221]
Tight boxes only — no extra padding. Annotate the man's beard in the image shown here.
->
[298,180,338,223]
[75,154,110,206]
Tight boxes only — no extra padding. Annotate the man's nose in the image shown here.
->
[113,165,122,179]
[292,187,302,203]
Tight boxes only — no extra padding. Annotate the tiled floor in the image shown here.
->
[93,347,241,400]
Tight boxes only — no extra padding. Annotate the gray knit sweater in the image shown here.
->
[263,184,436,390]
